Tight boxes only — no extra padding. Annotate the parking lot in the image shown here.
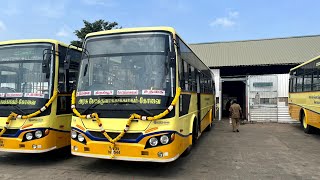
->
[0,120,320,180]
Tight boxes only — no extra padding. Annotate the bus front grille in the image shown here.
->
[0,129,19,135]
[88,131,142,141]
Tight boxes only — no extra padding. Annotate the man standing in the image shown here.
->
[229,99,242,132]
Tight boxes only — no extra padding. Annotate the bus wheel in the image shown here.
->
[301,111,313,134]
[182,118,198,157]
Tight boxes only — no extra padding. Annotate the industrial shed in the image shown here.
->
[190,35,320,122]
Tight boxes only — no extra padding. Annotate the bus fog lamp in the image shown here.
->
[35,130,42,138]
[77,134,85,142]
[73,146,78,151]
[160,135,169,144]
[71,131,77,139]
[26,132,33,140]
[32,144,37,149]
[149,137,158,147]
[157,151,163,158]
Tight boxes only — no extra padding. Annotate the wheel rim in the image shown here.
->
[303,116,307,129]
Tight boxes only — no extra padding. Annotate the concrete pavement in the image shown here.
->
[0,119,319,179]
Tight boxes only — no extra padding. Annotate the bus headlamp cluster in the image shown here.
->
[23,130,45,142]
[71,130,86,144]
[26,132,33,140]
[145,133,174,149]
[35,130,43,138]
[149,137,158,147]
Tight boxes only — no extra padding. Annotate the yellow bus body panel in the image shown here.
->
[289,91,320,129]
[71,92,214,162]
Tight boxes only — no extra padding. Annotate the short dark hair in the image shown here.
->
[232,99,237,104]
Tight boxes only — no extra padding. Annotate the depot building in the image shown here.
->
[190,35,320,122]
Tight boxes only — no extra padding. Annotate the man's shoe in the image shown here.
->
[236,129,239,132]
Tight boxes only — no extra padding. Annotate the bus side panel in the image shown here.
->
[305,109,320,129]
[200,93,214,132]
[289,91,320,127]
[180,92,197,147]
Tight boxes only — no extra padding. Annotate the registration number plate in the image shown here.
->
[108,146,120,155]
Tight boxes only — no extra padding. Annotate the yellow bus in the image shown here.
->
[0,39,81,153]
[289,55,320,133]
[71,27,215,162]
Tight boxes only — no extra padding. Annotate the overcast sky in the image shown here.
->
[0,0,318,44]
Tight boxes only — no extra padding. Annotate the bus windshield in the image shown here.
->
[0,43,53,99]
[77,32,172,96]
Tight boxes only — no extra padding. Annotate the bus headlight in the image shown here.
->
[160,135,169,144]
[71,131,77,139]
[35,130,43,138]
[149,137,158,147]
[26,132,33,140]
[77,134,85,142]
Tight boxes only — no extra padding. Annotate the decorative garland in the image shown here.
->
[0,91,59,137]
[71,87,181,158]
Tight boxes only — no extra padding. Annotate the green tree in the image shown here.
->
[71,19,120,47]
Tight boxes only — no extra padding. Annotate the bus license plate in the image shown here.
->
[108,146,120,155]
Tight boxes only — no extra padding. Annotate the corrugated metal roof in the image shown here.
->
[190,35,320,67]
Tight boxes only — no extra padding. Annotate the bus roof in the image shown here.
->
[0,39,81,50]
[290,54,320,71]
[85,26,176,39]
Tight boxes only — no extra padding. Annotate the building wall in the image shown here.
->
[247,74,294,123]
[211,69,221,120]
[277,74,290,97]
[213,70,295,123]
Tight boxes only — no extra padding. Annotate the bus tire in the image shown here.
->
[182,118,199,157]
[192,118,199,145]
[300,111,313,134]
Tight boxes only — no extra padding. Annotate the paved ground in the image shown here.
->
[0,119,320,180]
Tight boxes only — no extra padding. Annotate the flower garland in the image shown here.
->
[71,87,181,158]
[0,91,59,137]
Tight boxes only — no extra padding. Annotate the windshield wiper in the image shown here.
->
[114,101,154,116]
[0,97,27,115]
[81,102,100,115]
[1,103,27,115]
[80,96,154,116]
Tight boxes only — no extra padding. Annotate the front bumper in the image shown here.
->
[71,129,191,162]
[0,129,69,153]
[72,151,180,162]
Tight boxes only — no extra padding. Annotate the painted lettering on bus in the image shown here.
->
[77,97,161,105]
[0,99,37,105]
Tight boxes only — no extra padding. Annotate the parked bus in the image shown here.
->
[71,27,215,162]
[0,39,81,153]
[289,55,320,133]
